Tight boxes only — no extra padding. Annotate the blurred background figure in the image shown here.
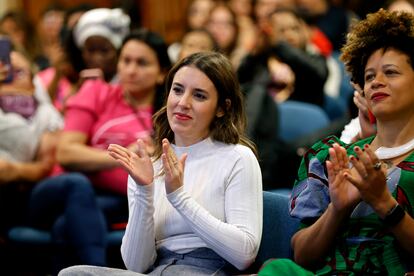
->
[168,0,215,63]
[37,4,66,70]
[0,11,44,71]
[0,45,63,273]
[385,0,414,12]
[186,0,216,30]
[177,28,218,61]
[36,7,128,113]
[207,2,250,69]
[295,0,354,52]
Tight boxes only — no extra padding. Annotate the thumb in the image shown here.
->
[180,153,188,169]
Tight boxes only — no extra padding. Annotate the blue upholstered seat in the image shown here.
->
[278,100,330,143]
[255,191,299,265]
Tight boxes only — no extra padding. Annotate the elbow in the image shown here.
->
[234,256,256,271]
[121,241,154,273]
[121,244,142,273]
[232,241,260,271]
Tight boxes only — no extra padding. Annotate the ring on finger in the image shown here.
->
[373,161,382,171]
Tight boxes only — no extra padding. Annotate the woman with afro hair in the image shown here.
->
[259,9,414,275]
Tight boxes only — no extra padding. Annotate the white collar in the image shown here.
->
[375,137,414,159]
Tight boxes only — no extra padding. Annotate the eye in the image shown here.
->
[121,57,131,65]
[193,91,207,100]
[365,73,375,82]
[137,58,149,66]
[171,85,184,94]
[385,69,399,76]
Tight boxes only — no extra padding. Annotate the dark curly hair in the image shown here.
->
[340,9,414,89]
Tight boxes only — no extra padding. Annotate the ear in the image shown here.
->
[216,99,231,118]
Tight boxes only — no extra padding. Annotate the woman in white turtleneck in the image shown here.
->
[59,52,262,276]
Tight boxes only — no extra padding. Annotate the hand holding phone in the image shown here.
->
[0,37,13,83]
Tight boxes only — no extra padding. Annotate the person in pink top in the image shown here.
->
[27,29,171,271]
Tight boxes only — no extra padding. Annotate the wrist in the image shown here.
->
[374,196,397,218]
[380,203,405,227]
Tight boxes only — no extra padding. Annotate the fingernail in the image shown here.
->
[354,146,360,152]
[364,144,369,149]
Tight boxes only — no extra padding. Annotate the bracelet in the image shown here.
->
[380,203,405,227]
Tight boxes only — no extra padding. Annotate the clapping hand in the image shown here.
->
[108,139,154,186]
[326,143,361,212]
[161,139,187,194]
[344,144,390,210]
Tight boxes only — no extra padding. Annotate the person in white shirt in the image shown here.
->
[59,51,263,276]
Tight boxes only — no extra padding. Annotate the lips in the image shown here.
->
[174,112,192,120]
[371,92,389,101]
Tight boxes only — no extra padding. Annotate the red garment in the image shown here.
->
[310,27,333,57]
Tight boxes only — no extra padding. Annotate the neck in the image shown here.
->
[174,134,209,147]
[124,89,155,109]
[373,116,414,149]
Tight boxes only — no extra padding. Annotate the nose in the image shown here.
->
[371,72,386,89]
[124,62,138,76]
[178,91,191,108]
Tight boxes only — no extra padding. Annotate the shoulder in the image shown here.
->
[305,135,343,160]
[67,80,121,109]
[78,79,116,96]
[213,141,259,165]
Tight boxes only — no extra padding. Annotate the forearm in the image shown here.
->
[168,187,262,270]
[121,178,156,272]
[292,203,349,268]
[2,161,52,183]
[390,214,414,256]
[57,143,118,172]
[374,198,414,257]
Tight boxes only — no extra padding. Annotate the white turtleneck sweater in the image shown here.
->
[121,137,263,273]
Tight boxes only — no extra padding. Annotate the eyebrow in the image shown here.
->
[364,64,398,74]
[172,82,209,94]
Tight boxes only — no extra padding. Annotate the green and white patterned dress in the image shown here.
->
[259,136,413,276]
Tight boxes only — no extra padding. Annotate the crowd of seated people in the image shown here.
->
[1,1,412,275]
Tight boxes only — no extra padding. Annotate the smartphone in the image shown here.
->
[0,37,13,83]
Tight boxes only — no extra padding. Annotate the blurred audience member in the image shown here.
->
[296,0,354,52]
[178,28,218,61]
[0,11,43,70]
[73,8,130,83]
[238,9,328,107]
[385,0,414,12]
[186,0,216,30]
[36,7,129,113]
[0,47,62,253]
[168,0,215,63]
[37,4,66,70]
[207,2,246,69]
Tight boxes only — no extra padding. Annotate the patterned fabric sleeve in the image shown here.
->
[289,136,371,225]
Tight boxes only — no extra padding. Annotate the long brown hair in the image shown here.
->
[152,51,256,160]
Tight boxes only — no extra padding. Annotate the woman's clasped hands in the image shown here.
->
[326,143,390,214]
[108,138,187,193]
